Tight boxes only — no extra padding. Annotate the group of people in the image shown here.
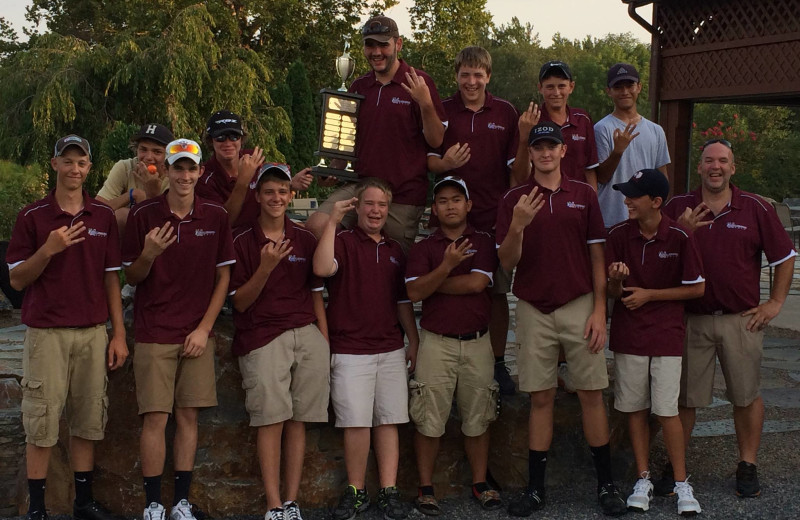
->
[7,13,796,520]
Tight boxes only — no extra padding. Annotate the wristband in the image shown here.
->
[129,188,135,206]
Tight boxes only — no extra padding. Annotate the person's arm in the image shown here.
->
[124,223,177,285]
[290,167,314,192]
[497,186,544,271]
[427,143,470,174]
[584,168,598,191]
[607,261,629,299]
[436,273,491,295]
[182,264,231,358]
[584,242,608,353]
[406,239,475,302]
[10,222,86,291]
[742,256,794,332]
[103,271,128,370]
[509,102,540,187]
[621,282,705,311]
[224,147,264,224]
[402,68,445,148]
[657,165,669,178]
[397,301,420,372]
[312,290,328,341]
[230,239,293,312]
[313,198,357,277]
[595,122,640,185]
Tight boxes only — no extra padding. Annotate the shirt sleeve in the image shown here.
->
[404,240,429,281]
[5,209,37,267]
[494,192,514,247]
[396,248,410,302]
[472,233,499,277]
[104,211,122,271]
[96,159,132,200]
[585,119,600,169]
[507,105,521,165]
[594,120,612,164]
[586,188,607,243]
[758,201,797,265]
[654,124,671,168]
[681,232,705,284]
[216,212,236,267]
[121,206,145,265]
[605,228,623,268]
[425,75,447,125]
[229,233,251,293]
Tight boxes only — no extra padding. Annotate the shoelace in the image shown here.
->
[283,503,301,520]
[173,503,193,519]
[675,479,695,499]
[632,478,652,496]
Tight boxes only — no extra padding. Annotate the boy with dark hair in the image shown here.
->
[229,164,330,520]
[123,139,235,520]
[606,169,704,516]
[8,134,127,520]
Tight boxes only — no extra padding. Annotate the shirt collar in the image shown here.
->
[540,105,574,127]
[353,225,386,244]
[156,191,203,220]
[431,224,476,241]
[254,215,295,246]
[45,189,93,217]
[625,213,671,242]
[452,90,494,112]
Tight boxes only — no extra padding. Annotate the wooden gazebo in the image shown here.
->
[624,0,800,192]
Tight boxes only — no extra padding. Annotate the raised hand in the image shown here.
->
[612,122,640,154]
[331,197,358,225]
[238,146,265,185]
[290,167,313,191]
[621,286,651,310]
[608,261,629,282]
[511,186,545,230]
[518,102,541,142]
[441,143,471,171]
[44,222,86,256]
[142,222,177,259]
[441,239,474,271]
[677,204,714,232]
[401,68,433,107]
[259,239,293,273]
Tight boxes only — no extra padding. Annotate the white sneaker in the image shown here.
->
[626,475,654,512]
[675,479,702,516]
[170,500,197,520]
[282,501,303,520]
[143,503,166,520]
[265,508,284,520]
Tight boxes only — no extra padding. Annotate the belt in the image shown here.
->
[442,328,489,341]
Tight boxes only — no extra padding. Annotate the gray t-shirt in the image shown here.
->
[595,114,670,227]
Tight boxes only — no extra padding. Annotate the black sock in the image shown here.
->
[74,471,94,507]
[472,481,490,497]
[495,356,505,364]
[173,471,193,505]
[143,475,162,507]
[418,485,434,497]
[28,478,46,515]
[529,450,547,490]
[590,443,613,486]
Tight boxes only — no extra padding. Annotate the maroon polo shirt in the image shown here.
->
[196,149,258,228]
[606,215,705,356]
[7,190,120,328]
[326,227,408,355]
[122,193,236,344]
[349,59,447,206]
[495,176,606,313]
[406,226,497,335]
[664,185,796,314]
[428,91,519,232]
[229,216,323,356]
[540,105,599,183]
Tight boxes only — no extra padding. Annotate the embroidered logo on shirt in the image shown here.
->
[487,122,506,131]
[392,97,411,106]
[727,222,748,230]
[466,248,478,255]
[658,251,679,259]
[571,134,586,141]
[87,228,107,237]
[288,255,306,263]
[389,255,401,266]
[195,229,216,237]
[566,201,586,210]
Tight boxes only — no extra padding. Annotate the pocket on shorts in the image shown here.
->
[241,376,260,416]
[483,381,500,424]
[408,379,428,425]
[21,396,48,439]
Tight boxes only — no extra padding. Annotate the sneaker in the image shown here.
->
[74,500,117,520]
[265,508,284,520]
[170,500,197,520]
[675,479,701,516]
[494,362,516,395]
[598,482,628,517]
[653,462,676,497]
[626,474,654,512]
[507,488,546,517]
[736,461,761,498]
[143,503,166,520]
[282,501,302,520]
[376,486,408,520]
[26,511,48,520]
[332,485,370,520]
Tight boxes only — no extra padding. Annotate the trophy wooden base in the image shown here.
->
[310,164,360,182]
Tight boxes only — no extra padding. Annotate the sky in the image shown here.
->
[3,0,653,44]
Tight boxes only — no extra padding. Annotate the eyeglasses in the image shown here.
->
[701,138,732,152]
[213,134,241,142]
[362,22,391,36]
[167,142,201,155]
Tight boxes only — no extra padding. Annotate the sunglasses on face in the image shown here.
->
[167,142,201,155]
[213,134,241,143]
[362,22,391,36]
[701,138,732,152]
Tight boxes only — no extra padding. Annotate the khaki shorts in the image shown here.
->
[21,325,110,447]
[613,353,682,416]
[133,339,218,414]
[317,183,424,254]
[238,324,330,426]
[515,293,609,392]
[680,313,763,408]
[492,266,513,295]
[409,329,499,437]
[330,348,409,427]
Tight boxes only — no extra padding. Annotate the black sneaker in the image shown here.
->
[26,510,48,520]
[74,500,117,520]
[736,461,761,498]
[653,462,676,497]
[597,483,627,517]
[494,362,516,395]
[376,486,408,520]
[332,485,370,520]
[507,488,546,517]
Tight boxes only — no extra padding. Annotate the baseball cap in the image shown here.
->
[165,139,202,165]
[528,123,564,146]
[132,124,175,146]
[613,169,669,201]
[205,110,244,138]
[362,15,400,43]
[433,175,469,199]
[539,60,572,81]
[54,135,92,159]
[255,163,292,187]
[607,63,640,87]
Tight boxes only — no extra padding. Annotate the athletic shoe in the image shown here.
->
[494,362,516,395]
[507,488,546,517]
[376,486,408,520]
[598,482,628,516]
[170,500,197,520]
[653,462,676,497]
[736,461,761,498]
[74,500,117,520]
[26,511,48,520]
[282,501,302,520]
[265,508,284,520]
[143,503,166,520]
[675,479,701,516]
[626,474,654,512]
[332,485,370,520]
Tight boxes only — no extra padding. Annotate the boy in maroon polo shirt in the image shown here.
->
[606,169,704,516]
[405,176,500,515]
[426,45,522,396]
[663,140,796,498]
[229,164,329,520]
[313,178,419,520]
[8,135,127,520]
[496,123,627,517]
[306,15,447,254]
[123,139,235,520]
